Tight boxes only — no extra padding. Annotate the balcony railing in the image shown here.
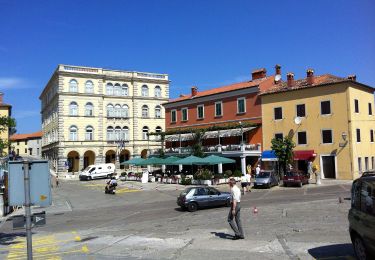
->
[161,143,261,155]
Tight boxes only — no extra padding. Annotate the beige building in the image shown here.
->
[40,65,169,173]
[260,70,375,180]
[10,131,42,158]
[0,93,12,156]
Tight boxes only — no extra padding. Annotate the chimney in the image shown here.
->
[191,86,198,97]
[275,64,281,75]
[306,69,315,85]
[287,72,295,87]
[252,68,267,80]
[347,74,357,81]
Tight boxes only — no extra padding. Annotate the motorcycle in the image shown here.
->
[105,179,117,194]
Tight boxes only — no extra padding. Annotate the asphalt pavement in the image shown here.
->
[0,179,355,260]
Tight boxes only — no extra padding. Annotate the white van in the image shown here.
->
[79,163,115,181]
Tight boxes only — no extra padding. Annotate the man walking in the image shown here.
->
[228,178,244,240]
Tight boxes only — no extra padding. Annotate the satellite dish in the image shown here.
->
[275,74,282,82]
[294,117,302,125]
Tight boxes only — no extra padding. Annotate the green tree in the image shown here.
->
[271,136,295,178]
[0,115,16,156]
[191,130,204,157]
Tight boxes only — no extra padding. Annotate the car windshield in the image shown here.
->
[258,172,270,178]
[286,171,299,177]
[83,167,91,172]
[180,188,194,196]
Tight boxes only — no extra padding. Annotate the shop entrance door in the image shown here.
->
[321,156,336,179]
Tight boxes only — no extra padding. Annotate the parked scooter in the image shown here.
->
[105,177,117,194]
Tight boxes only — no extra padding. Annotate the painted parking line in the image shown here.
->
[116,188,142,194]
[5,231,89,260]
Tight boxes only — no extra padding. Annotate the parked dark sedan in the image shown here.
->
[177,187,231,212]
[348,171,375,260]
[283,170,310,187]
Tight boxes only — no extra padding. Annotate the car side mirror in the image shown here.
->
[217,192,221,195]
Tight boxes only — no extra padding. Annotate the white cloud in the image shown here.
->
[13,110,40,119]
[0,77,30,89]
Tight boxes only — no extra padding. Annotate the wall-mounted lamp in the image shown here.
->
[342,132,348,141]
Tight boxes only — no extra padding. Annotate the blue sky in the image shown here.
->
[0,0,374,133]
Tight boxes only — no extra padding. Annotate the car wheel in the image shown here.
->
[88,176,92,181]
[353,235,368,260]
[299,182,303,187]
[187,202,198,212]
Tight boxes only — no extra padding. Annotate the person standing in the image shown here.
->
[240,174,247,195]
[255,165,261,176]
[228,178,244,240]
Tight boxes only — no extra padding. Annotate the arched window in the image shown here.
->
[85,102,94,116]
[141,85,149,97]
[107,104,114,117]
[155,105,161,118]
[122,84,129,96]
[115,126,122,140]
[114,83,121,96]
[69,126,78,141]
[107,126,114,141]
[154,86,161,97]
[122,126,129,141]
[142,126,149,140]
[85,80,94,93]
[69,79,78,92]
[106,83,113,95]
[69,102,78,116]
[155,126,162,140]
[114,104,121,117]
[142,105,149,118]
[122,105,129,118]
[85,126,93,141]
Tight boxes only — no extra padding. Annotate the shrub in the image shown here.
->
[120,172,127,177]
[194,169,213,180]
[233,169,243,177]
[224,170,232,178]
[181,176,192,185]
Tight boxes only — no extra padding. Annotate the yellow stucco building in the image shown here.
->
[0,93,12,156]
[40,65,169,173]
[10,131,42,158]
[261,70,375,180]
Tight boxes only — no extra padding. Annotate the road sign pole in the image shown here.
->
[23,160,33,260]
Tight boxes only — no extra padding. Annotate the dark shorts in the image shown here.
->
[241,182,248,188]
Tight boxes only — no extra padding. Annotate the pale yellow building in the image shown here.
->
[40,65,169,173]
[10,131,42,158]
[261,70,375,180]
[0,93,12,156]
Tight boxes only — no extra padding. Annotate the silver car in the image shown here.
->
[177,187,231,212]
[254,170,279,188]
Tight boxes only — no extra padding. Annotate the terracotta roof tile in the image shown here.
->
[10,131,42,141]
[167,76,274,104]
[260,74,350,95]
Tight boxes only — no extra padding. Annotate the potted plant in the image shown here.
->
[233,169,242,181]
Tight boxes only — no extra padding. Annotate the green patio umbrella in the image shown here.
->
[136,157,165,166]
[161,156,182,165]
[120,157,145,165]
[196,155,235,165]
[172,155,206,165]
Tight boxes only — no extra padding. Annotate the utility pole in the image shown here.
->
[23,160,33,260]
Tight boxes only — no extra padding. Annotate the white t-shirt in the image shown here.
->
[241,175,247,183]
[256,167,261,175]
[231,185,241,202]
[246,174,251,182]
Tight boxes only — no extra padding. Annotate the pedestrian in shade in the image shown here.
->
[228,178,244,240]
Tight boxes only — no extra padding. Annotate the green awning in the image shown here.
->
[161,156,182,165]
[172,155,206,165]
[120,157,145,165]
[195,155,236,165]
[136,157,165,166]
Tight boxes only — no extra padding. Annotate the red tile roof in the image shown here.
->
[167,76,275,104]
[260,74,374,95]
[10,131,42,141]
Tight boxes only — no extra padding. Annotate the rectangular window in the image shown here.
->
[369,103,373,115]
[16,149,19,155]
[296,104,306,117]
[29,148,32,155]
[356,128,361,142]
[24,148,27,153]
[37,148,40,155]
[365,157,369,171]
[181,108,188,121]
[274,107,283,120]
[275,133,283,140]
[25,141,28,145]
[370,130,374,143]
[355,99,359,113]
[17,141,19,145]
[171,109,177,123]
[197,105,204,119]
[297,131,307,145]
[321,101,331,115]
[322,129,333,144]
[372,157,375,169]
[358,157,362,173]
[237,98,246,114]
[215,102,223,117]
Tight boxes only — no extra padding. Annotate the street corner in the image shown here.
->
[1,231,90,259]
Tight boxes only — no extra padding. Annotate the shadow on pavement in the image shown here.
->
[0,232,26,246]
[308,243,355,259]
[211,232,234,240]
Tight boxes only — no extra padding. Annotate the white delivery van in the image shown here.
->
[79,163,115,181]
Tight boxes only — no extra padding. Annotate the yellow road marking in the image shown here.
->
[116,188,142,194]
